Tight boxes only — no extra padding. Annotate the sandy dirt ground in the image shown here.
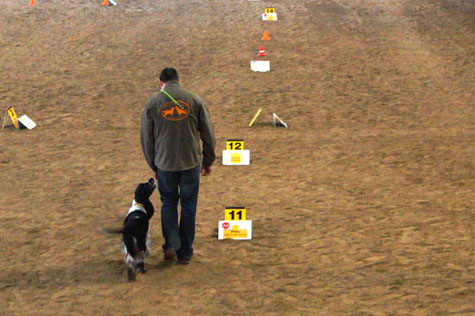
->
[0,0,473,315]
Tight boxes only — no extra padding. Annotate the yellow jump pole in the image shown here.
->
[248,107,263,127]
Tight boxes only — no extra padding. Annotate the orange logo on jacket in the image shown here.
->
[161,101,191,121]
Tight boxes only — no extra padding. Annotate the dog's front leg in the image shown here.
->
[145,230,151,257]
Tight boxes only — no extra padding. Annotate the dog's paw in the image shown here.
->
[127,267,136,282]
[133,259,145,272]
[135,260,146,274]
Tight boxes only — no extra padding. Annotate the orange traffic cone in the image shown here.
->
[258,46,267,56]
[30,0,35,6]
[102,0,109,6]
[261,31,270,41]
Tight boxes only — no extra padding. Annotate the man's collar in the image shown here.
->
[164,80,181,88]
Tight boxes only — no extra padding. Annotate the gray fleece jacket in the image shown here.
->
[140,81,216,172]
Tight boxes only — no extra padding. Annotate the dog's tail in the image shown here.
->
[98,227,123,235]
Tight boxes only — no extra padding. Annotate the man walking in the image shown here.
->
[141,67,216,264]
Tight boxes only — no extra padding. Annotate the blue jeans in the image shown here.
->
[157,165,200,260]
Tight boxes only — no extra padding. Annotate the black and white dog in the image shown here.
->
[122,178,156,281]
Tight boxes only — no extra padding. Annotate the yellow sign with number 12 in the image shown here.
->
[226,139,244,150]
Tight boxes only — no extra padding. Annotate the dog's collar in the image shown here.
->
[128,199,147,215]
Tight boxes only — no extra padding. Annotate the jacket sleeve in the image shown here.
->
[198,101,216,167]
[140,102,157,172]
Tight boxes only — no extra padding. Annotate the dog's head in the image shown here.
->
[134,178,156,204]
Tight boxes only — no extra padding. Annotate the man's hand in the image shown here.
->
[201,165,211,176]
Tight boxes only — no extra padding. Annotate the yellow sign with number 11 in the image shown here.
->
[225,207,246,221]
